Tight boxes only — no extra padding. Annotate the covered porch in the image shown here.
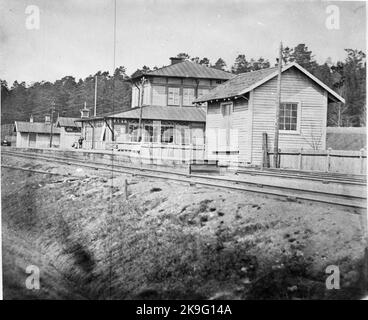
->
[79,105,206,162]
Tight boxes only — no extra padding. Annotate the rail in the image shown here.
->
[1,148,366,210]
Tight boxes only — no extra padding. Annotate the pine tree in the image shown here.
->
[213,58,227,71]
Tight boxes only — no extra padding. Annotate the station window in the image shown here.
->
[183,88,195,106]
[174,125,190,145]
[168,87,180,106]
[128,123,139,142]
[161,124,174,143]
[143,124,154,142]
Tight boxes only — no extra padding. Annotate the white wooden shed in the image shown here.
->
[194,62,345,165]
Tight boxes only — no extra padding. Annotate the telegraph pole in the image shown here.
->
[94,75,98,117]
[273,42,283,168]
[49,100,55,148]
[138,77,146,142]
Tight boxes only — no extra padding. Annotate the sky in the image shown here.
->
[0,0,366,86]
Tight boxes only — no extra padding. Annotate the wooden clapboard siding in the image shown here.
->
[205,100,250,163]
[251,68,327,165]
[142,83,151,105]
[131,83,152,107]
[152,85,166,106]
[232,99,250,163]
[206,102,221,160]
[131,86,139,108]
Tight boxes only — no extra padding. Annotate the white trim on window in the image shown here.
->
[279,101,301,135]
[182,87,195,106]
[168,87,180,106]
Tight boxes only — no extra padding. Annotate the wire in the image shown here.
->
[109,0,117,300]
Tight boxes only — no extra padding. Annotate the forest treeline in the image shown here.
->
[1,43,365,126]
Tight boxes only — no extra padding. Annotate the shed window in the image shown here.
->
[168,87,180,106]
[65,126,81,133]
[279,103,300,132]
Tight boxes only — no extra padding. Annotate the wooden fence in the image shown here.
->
[267,148,367,175]
[105,142,206,163]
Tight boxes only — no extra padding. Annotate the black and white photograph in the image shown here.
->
[0,0,367,303]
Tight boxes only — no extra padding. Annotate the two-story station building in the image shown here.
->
[79,57,234,156]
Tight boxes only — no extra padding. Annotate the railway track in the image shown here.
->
[2,149,367,210]
[235,167,366,186]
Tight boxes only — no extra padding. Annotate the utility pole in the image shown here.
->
[138,77,146,142]
[49,100,55,148]
[94,75,98,117]
[273,42,283,168]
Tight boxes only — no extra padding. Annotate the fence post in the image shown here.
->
[360,148,365,174]
[124,179,128,200]
[277,148,281,168]
[190,144,193,164]
[149,142,153,165]
[298,147,303,170]
[326,148,331,172]
[262,132,269,169]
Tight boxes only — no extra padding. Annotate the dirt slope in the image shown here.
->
[1,155,367,299]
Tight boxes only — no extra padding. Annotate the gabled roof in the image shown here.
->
[132,60,234,80]
[106,105,206,122]
[15,121,61,134]
[194,62,345,104]
[56,117,81,128]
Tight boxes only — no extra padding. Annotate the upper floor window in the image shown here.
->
[168,87,180,106]
[183,88,195,106]
[279,102,300,132]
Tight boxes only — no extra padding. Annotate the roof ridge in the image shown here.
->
[235,65,278,77]
[194,62,344,103]
[133,59,233,79]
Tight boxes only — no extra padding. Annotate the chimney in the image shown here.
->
[80,103,90,119]
[45,115,51,124]
[30,115,33,123]
[170,57,185,65]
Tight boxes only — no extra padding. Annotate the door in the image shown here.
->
[29,133,36,148]
[220,102,232,150]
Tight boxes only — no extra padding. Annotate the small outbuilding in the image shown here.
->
[194,62,345,165]
[14,116,60,148]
